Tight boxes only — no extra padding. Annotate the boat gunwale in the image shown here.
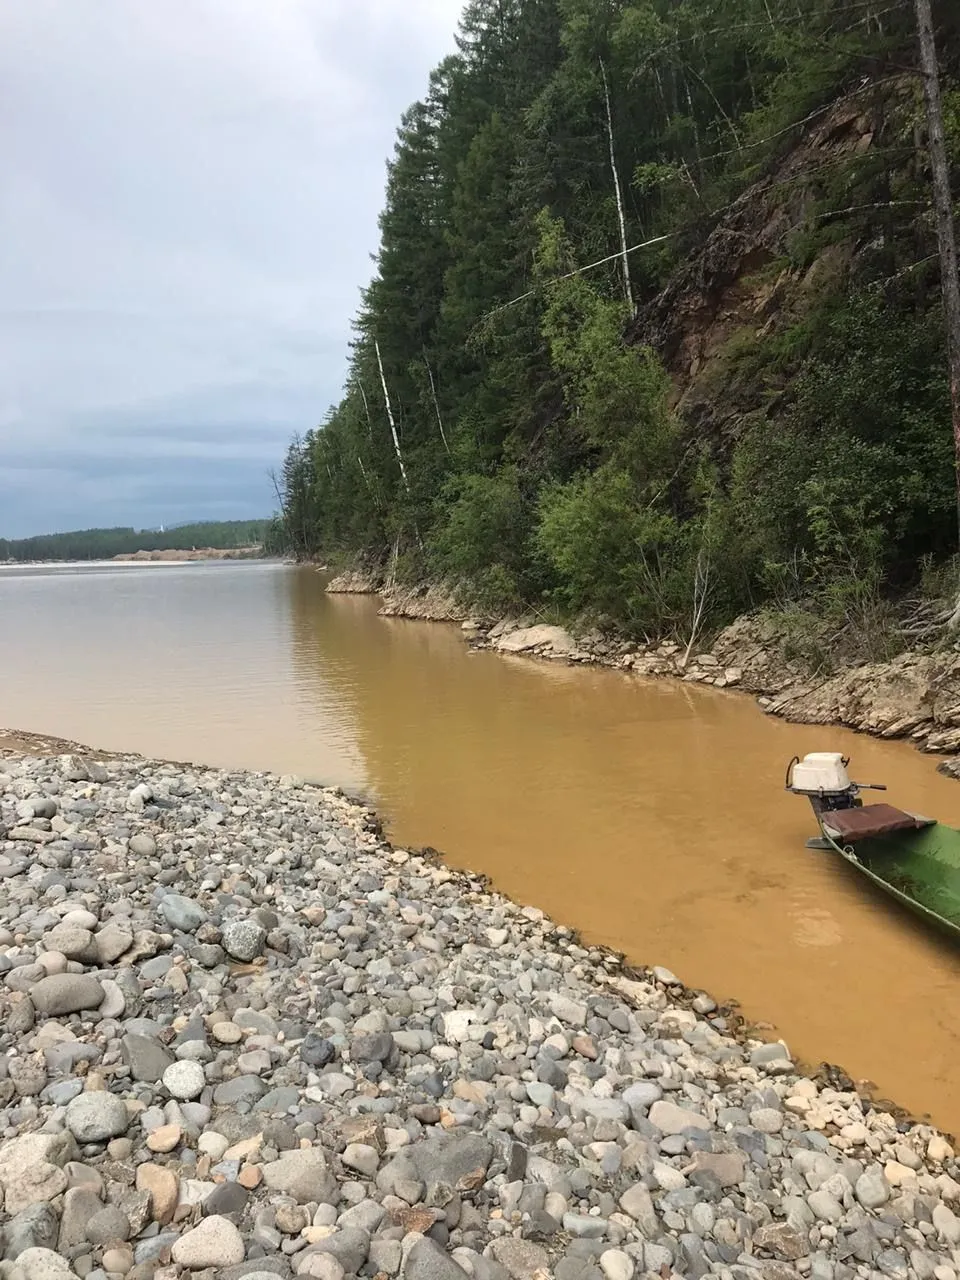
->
[819,819,960,940]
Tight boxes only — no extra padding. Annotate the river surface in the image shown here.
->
[3,560,960,1131]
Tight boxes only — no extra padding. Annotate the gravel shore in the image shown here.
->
[0,745,957,1280]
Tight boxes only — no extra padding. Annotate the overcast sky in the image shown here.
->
[0,0,460,538]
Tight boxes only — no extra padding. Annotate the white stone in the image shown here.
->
[97,979,126,1020]
[933,1203,960,1244]
[840,1121,868,1144]
[162,1060,206,1100]
[929,1136,955,1163]
[296,1256,346,1280]
[652,966,680,985]
[546,993,588,1026]
[649,1099,711,1135]
[807,1190,844,1222]
[441,1011,476,1044]
[599,1250,634,1280]
[171,1215,245,1268]
[652,1162,686,1191]
[197,1132,230,1160]
[884,1160,918,1188]
[793,1079,819,1099]
[622,1082,662,1113]
[14,1247,75,1278]
[495,624,576,655]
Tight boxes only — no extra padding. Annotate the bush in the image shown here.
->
[536,464,692,636]
[429,468,531,611]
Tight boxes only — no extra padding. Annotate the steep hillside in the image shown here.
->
[273,0,960,650]
[633,81,912,431]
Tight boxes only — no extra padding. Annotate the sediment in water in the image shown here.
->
[1,737,959,1280]
[324,570,960,780]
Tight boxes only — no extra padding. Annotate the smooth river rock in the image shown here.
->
[29,974,104,1016]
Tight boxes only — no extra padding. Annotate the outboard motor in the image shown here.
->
[785,752,881,821]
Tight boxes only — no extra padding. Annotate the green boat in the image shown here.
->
[786,751,960,938]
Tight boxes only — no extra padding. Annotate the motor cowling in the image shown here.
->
[788,752,852,795]
[787,752,860,817]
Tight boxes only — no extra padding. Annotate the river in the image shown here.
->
[3,559,960,1132]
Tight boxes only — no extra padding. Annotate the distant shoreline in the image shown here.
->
[1,546,265,567]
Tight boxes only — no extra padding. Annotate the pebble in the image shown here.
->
[159,893,208,933]
[857,1166,892,1209]
[136,1163,180,1224]
[102,1246,134,1273]
[162,1059,206,1100]
[30,973,104,1016]
[212,1021,243,1045]
[145,1123,181,1153]
[931,1136,955,1163]
[599,1250,633,1280]
[0,749,957,1280]
[171,1214,245,1267]
[221,917,267,962]
[648,1099,711,1134]
[65,1091,129,1142]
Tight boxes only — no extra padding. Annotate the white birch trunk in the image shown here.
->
[357,381,374,438]
[374,339,410,494]
[425,357,451,455]
[600,58,634,315]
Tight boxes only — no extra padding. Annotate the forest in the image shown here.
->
[0,520,268,563]
[273,0,960,652]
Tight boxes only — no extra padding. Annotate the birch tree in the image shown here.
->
[599,57,633,314]
[374,339,410,494]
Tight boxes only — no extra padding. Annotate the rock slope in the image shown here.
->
[2,748,958,1280]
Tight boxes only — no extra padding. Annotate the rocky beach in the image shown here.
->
[0,742,958,1280]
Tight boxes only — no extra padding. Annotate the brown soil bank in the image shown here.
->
[325,568,960,780]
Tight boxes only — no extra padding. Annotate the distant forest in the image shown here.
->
[0,520,268,563]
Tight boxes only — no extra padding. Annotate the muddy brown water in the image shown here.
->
[3,561,960,1130]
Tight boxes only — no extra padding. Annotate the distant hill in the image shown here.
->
[0,520,269,563]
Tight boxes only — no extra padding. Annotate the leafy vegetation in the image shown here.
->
[274,0,960,646]
[0,521,268,563]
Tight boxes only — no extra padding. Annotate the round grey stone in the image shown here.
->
[159,894,207,934]
[65,1091,129,1142]
[86,1205,132,1245]
[162,1059,206,1100]
[128,833,157,857]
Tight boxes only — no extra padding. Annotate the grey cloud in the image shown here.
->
[0,0,457,537]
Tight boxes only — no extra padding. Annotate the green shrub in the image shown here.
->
[429,468,531,610]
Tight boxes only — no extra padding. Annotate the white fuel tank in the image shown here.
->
[789,752,852,795]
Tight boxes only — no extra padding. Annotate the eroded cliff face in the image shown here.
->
[630,77,914,439]
[710,613,960,755]
[326,568,467,622]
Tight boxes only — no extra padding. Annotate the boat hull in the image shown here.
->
[821,821,960,939]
